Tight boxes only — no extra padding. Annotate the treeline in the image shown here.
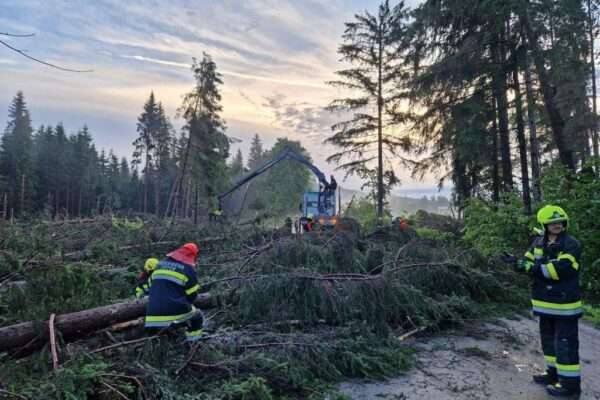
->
[0,90,187,219]
[328,0,600,215]
[0,54,311,220]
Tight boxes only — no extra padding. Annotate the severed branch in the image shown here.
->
[49,313,59,371]
[0,38,93,72]
[100,374,147,400]
[0,389,29,400]
[100,380,129,400]
[91,335,160,354]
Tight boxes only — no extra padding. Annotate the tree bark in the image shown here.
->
[512,63,532,214]
[0,294,214,354]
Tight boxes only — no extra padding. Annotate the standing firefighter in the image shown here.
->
[144,243,204,342]
[506,205,582,397]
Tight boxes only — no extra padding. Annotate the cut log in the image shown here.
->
[0,293,214,354]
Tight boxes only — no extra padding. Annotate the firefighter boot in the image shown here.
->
[533,368,558,386]
[546,382,581,398]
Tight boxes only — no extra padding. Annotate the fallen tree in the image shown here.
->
[0,221,529,399]
[0,293,214,353]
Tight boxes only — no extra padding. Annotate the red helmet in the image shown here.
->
[167,242,199,266]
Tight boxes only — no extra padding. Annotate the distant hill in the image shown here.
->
[339,187,452,216]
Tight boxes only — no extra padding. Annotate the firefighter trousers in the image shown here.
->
[539,315,580,389]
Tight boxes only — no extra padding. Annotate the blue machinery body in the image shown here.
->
[218,148,337,222]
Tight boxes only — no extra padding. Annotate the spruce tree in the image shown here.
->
[133,92,159,213]
[248,134,264,170]
[230,149,244,178]
[0,91,34,215]
[169,53,230,218]
[327,0,411,221]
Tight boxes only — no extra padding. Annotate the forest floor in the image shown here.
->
[340,315,600,400]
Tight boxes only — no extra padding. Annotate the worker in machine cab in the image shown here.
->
[135,258,159,298]
[144,243,204,342]
[503,205,582,397]
[328,175,337,193]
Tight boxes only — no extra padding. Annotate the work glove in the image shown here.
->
[529,259,543,276]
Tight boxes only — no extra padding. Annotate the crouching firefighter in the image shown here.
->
[144,243,204,342]
[503,205,582,397]
[135,258,159,298]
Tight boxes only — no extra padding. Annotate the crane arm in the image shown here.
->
[218,148,330,204]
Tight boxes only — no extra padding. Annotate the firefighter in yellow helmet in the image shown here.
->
[135,258,159,298]
[516,205,582,397]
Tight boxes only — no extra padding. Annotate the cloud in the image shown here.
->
[0,0,441,194]
[262,94,335,138]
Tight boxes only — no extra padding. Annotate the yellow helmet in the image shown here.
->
[144,258,159,272]
[537,205,569,228]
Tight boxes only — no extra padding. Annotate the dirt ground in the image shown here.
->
[340,316,600,399]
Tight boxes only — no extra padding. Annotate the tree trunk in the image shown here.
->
[0,294,214,354]
[589,0,600,163]
[2,193,7,220]
[20,174,26,216]
[194,183,199,225]
[78,185,83,218]
[492,33,513,190]
[155,171,160,217]
[512,65,532,214]
[521,9,575,170]
[521,22,543,203]
[143,148,149,214]
[376,27,384,223]
[66,186,70,218]
[491,98,501,203]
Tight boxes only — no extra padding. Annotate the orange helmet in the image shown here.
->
[167,242,199,266]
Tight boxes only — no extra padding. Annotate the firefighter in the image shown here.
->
[209,207,223,222]
[301,213,314,232]
[144,243,204,342]
[135,257,159,298]
[505,205,582,397]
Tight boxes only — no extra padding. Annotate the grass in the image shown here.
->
[583,305,600,328]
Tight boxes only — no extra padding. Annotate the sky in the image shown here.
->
[0,0,449,198]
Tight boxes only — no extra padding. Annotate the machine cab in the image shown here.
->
[303,191,336,219]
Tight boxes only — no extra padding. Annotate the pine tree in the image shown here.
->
[327,0,411,221]
[0,91,34,216]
